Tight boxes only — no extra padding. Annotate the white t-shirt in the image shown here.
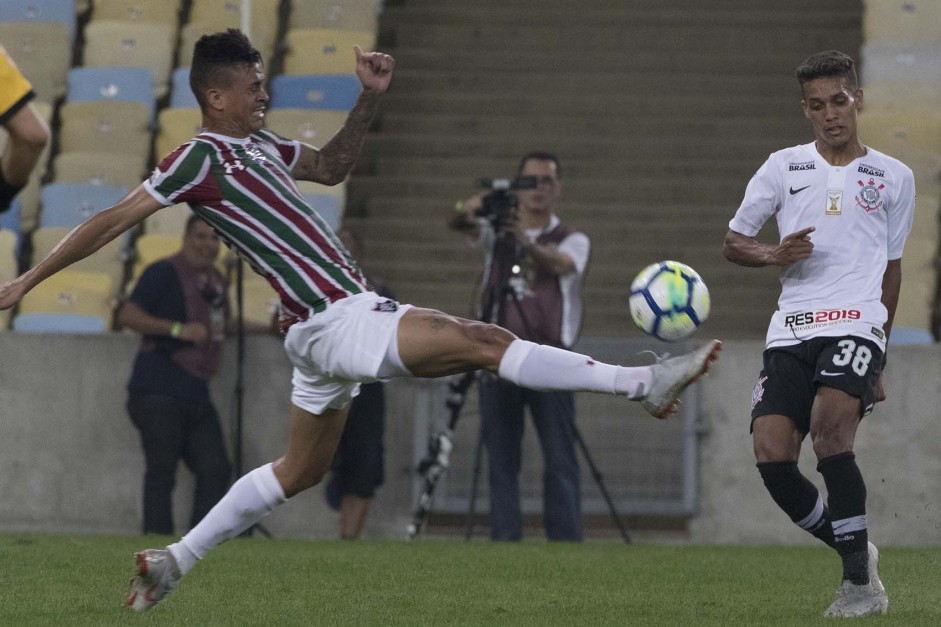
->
[728,142,916,350]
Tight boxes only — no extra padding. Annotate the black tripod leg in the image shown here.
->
[570,419,631,544]
[464,423,486,540]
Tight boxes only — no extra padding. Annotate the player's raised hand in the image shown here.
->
[772,226,815,266]
[354,45,394,93]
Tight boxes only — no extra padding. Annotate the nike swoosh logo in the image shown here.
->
[789,185,811,195]
[819,370,845,377]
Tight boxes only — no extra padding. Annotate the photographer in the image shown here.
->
[448,152,590,542]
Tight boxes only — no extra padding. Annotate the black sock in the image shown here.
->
[818,452,869,585]
[757,461,835,547]
[0,166,24,214]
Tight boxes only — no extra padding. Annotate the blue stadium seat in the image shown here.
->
[169,67,199,108]
[39,183,129,228]
[12,313,108,334]
[890,327,934,345]
[0,199,23,258]
[301,193,342,231]
[0,0,75,42]
[66,67,156,120]
[270,74,362,111]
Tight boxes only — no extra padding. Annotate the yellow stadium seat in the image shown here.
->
[288,0,379,32]
[0,23,71,102]
[283,28,375,75]
[264,108,347,147]
[52,151,147,189]
[183,0,280,61]
[19,270,115,318]
[232,274,280,327]
[859,109,941,158]
[133,232,229,279]
[31,227,128,289]
[0,229,16,329]
[59,100,152,159]
[83,20,175,98]
[863,0,941,44]
[91,0,182,38]
[155,108,204,161]
[144,203,194,236]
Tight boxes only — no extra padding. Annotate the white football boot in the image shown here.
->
[126,548,182,611]
[823,544,888,618]
[641,339,722,419]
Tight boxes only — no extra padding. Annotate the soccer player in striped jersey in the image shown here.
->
[724,50,915,618]
[0,30,720,610]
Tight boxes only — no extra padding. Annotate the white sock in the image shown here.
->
[497,339,652,399]
[168,462,287,574]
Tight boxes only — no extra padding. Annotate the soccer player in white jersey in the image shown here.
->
[0,30,721,610]
[723,50,915,618]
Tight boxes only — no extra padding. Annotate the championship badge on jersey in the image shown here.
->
[826,189,842,216]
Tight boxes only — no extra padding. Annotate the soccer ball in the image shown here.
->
[629,260,710,341]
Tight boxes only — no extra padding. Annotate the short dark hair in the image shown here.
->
[517,151,562,180]
[184,213,206,235]
[189,29,262,109]
[796,50,858,93]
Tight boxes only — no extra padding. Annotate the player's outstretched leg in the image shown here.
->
[823,541,888,618]
[126,548,182,611]
[641,339,722,419]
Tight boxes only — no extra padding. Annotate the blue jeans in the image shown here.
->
[480,378,582,541]
[127,392,232,534]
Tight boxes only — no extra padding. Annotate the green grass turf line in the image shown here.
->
[0,534,939,626]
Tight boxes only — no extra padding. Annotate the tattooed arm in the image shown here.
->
[291,46,394,185]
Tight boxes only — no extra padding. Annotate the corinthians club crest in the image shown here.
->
[855,178,885,212]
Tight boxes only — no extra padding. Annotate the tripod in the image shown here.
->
[463,238,631,543]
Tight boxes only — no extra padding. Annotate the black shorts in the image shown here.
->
[750,336,883,437]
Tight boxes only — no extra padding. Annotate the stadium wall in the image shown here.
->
[0,334,938,546]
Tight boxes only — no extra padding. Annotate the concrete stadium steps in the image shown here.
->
[351,0,862,339]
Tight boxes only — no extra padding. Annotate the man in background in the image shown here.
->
[449,152,590,542]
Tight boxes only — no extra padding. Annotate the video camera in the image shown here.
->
[475,175,538,228]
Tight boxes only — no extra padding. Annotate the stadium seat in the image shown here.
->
[0,229,15,329]
[0,101,52,233]
[59,100,152,159]
[270,74,362,111]
[132,232,229,279]
[169,67,199,108]
[12,312,109,333]
[283,28,375,75]
[52,152,147,189]
[31,226,128,288]
[862,81,941,111]
[83,20,175,98]
[264,108,347,146]
[66,67,156,120]
[297,180,345,231]
[155,107,204,160]
[90,0,182,40]
[187,0,280,57]
[861,42,941,88]
[232,274,280,328]
[0,0,76,42]
[18,270,114,318]
[0,200,24,260]
[858,109,941,158]
[0,22,71,101]
[39,183,129,229]
[288,0,380,32]
[144,203,193,235]
[863,0,941,44]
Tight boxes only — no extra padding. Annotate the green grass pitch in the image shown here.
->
[1,534,939,626]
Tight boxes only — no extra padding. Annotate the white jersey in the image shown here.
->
[729,142,916,350]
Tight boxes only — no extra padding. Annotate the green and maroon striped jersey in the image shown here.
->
[143,129,368,328]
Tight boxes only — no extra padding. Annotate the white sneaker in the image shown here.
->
[126,548,182,611]
[641,339,722,419]
[868,542,888,610]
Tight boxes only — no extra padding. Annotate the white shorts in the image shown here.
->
[283,292,411,414]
